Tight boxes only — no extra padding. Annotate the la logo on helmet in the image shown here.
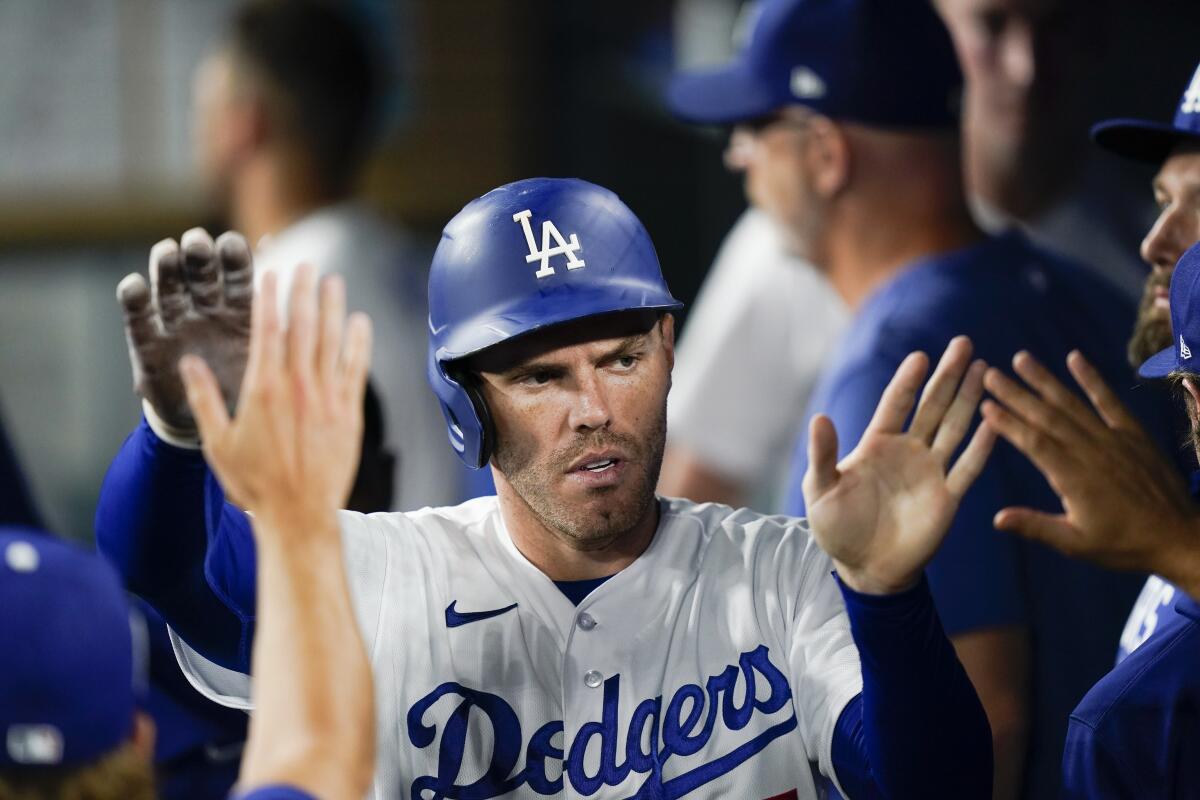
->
[512,209,586,279]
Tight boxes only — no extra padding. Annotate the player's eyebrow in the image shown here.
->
[498,330,654,379]
[600,331,652,360]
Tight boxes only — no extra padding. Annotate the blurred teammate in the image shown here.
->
[1,266,375,800]
[98,180,995,797]
[933,0,1148,296]
[193,0,461,509]
[145,380,392,800]
[660,208,846,507]
[981,242,1200,797]
[667,0,1172,797]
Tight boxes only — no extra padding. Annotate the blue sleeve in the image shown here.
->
[229,786,316,800]
[1061,717,1137,799]
[95,419,257,672]
[828,575,993,798]
[785,353,1026,635]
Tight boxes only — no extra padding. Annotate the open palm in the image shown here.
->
[118,229,253,434]
[804,337,996,594]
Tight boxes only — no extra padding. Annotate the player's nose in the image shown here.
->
[1141,208,1188,272]
[569,373,612,431]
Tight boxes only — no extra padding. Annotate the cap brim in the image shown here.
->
[667,62,782,125]
[1091,118,1200,164]
[1137,345,1178,380]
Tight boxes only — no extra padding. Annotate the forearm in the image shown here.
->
[239,509,374,800]
[834,575,993,798]
[95,418,254,670]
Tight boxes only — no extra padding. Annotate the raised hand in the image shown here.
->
[178,263,372,524]
[118,228,253,437]
[803,336,996,594]
[981,350,1200,594]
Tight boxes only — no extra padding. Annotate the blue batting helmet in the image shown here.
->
[426,177,683,468]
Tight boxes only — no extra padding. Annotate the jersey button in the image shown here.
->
[583,670,603,688]
[577,612,597,631]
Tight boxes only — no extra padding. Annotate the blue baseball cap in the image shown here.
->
[0,529,144,767]
[1092,62,1200,164]
[1139,242,1200,379]
[666,0,962,129]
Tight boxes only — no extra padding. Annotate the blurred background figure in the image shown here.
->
[191,0,461,509]
[0,530,156,800]
[667,0,1178,798]
[659,207,846,508]
[660,2,847,510]
[933,0,1198,299]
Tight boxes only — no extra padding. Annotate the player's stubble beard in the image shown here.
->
[1128,270,1173,370]
[494,399,667,550]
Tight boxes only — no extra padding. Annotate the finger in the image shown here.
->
[179,354,230,443]
[1011,351,1102,436]
[979,398,1077,479]
[994,506,1080,555]
[286,263,320,384]
[909,336,973,443]
[338,312,373,412]
[149,238,188,327]
[1067,350,1141,431]
[241,270,282,399]
[982,365,1081,447]
[864,351,930,436]
[117,272,159,352]
[932,358,987,466]
[802,414,840,502]
[946,419,997,498]
[216,231,254,313]
[181,227,223,313]
[316,274,347,391]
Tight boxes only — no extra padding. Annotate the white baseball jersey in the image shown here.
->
[171,496,863,800]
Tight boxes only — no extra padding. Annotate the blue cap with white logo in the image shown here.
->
[0,529,143,768]
[1139,242,1200,379]
[1092,61,1200,164]
[666,0,962,129]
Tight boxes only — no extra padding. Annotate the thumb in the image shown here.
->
[803,414,840,503]
[994,507,1078,553]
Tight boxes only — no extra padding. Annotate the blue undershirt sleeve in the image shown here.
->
[95,418,256,672]
[828,574,992,798]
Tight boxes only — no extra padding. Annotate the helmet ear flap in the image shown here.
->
[456,372,496,469]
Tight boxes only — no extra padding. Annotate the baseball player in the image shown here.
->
[97,177,994,798]
[666,1,1177,797]
[980,241,1200,798]
[2,267,376,800]
[1089,58,1200,673]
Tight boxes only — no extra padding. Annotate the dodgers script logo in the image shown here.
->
[406,644,796,799]
[512,209,586,279]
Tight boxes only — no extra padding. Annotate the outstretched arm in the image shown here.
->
[96,229,260,671]
[806,336,995,797]
[982,350,1200,598]
[183,265,375,800]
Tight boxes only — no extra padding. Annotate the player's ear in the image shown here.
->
[659,314,676,371]
[1182,377,1200,417]
[130,712,157,763]
[804,114,850,198]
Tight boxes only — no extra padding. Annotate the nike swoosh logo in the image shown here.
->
[445,600,518,628]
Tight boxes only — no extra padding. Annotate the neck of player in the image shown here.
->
[495,481,661,582]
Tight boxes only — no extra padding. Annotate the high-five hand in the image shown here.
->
[981,350,1200,594]
[803,336,996,594]
[178,263,372,525]
[118,228,254,437]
